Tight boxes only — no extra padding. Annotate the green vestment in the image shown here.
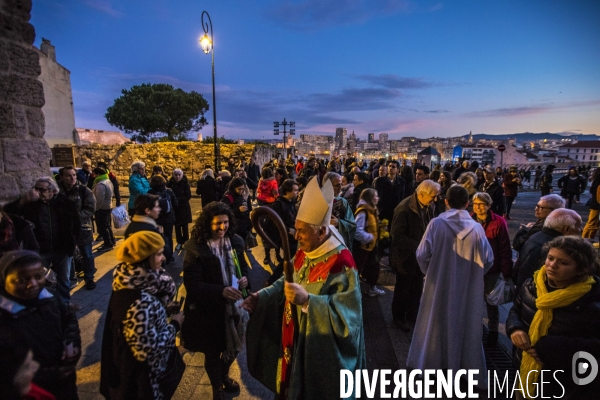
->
[246,242,366,400]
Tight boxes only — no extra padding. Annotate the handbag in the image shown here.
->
[158,346,186,399]
[486,277,515,306]
[111,205,131,229]
[245,231,258,249]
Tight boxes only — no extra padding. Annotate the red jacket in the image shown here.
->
[471,210,513,278]
[257,177,278,203]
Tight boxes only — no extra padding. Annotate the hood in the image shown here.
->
[438,209,478,240]
[113,262,176,304]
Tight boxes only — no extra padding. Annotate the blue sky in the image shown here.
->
[32,0,600,140]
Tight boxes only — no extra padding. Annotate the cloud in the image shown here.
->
[464,99,600,118]
[307,87,402,112]
[80,0,123,17]
[356,74,438,89]
[265,0,412,30]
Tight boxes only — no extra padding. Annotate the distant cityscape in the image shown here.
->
[248,129,600,168]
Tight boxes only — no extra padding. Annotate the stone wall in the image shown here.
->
[71,142,274,186]
[0,0,52,205]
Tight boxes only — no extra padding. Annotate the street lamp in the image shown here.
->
[199,11,219,171]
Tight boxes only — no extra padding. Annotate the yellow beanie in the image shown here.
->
[117,231,165,264]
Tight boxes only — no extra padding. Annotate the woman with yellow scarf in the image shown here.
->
[506,236,600,399]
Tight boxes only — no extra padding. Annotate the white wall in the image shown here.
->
[37,48,77,147]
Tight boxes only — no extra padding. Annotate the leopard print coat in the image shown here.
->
[112,262,177,399]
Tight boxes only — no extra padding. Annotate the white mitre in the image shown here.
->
[297,178,334,226]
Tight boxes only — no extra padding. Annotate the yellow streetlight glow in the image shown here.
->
[199,34,212,54]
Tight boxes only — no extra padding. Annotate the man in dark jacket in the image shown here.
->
[59,166,97,290]
[514,208,582,288]
[4,177,81,305]
[390,180,440,331]
[557,167,587,209]
[351,172,371,212]
[76,161,91,185]
[539,164,555,196]
[244,156,261,200]
[512,194,565,252]
[373,160,406,226]
[479,167,505,216]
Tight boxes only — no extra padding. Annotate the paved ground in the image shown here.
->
[72,188,592,399]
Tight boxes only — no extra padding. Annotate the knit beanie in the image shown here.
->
[117,231,165,264]
[0,250,42,286]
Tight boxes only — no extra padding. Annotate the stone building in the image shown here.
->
[0,0,52,204]
[37,38,78,146]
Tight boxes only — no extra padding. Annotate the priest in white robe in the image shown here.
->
[407,185,494,388]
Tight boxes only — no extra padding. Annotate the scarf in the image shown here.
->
[93,173,109,186]
[208,236,249,363]
[520,268,595,398]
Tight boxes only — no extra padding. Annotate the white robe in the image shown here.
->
[407,209,494,387]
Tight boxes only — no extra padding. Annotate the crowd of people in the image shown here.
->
[1,153,599,399]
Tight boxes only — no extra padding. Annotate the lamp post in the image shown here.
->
[273,118,295,157]
[200,11,219,171]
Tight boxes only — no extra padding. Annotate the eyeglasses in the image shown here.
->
[33,187,50,193]
[472,202,488,207]
[535,204,554,210]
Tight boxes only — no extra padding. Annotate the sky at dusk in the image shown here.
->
[31,0,600,140]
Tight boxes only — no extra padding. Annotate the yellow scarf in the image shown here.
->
[520,267,595,398]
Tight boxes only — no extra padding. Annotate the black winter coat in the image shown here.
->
[0,289,81,398]
[0,212,39,257]
[4,194,81,256]
[269,196,298,249]
[148,187,178,226]
[373,175,406,222]
[196,176,219,208]
[181,235,249,353]
[479,180,505,216]
[167,176,193,224]
[390,193,436,275]
[352,182,370,212]
[506,276,600,399]
[221,191,252,238]
[514,228,562,287]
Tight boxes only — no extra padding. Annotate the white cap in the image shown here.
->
[296,178,334,226]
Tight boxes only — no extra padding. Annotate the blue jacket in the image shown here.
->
[128,172,150,209]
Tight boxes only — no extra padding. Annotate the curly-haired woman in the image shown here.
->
[181,202,250,400]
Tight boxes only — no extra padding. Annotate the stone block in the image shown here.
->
[25,106,44,137]
[2,137,51,172]
[0,40,8,71]
[13,170,41,194]
[13,103,26,136]
[0,74,44,107]
[0,12,35,44]
[0,102,16,137]
[7,41,40,76]
[1,0,33,22]
[0,173,20,200]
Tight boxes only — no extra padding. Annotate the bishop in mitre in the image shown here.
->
[242,178,366,400]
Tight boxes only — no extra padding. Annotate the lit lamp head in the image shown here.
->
[199,34,212,54]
